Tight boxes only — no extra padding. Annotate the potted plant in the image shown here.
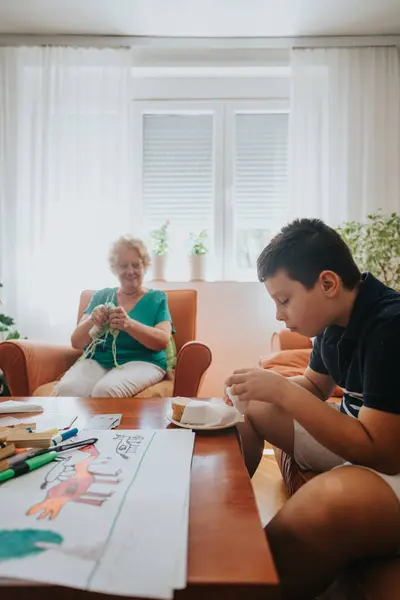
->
[0,283,24,396]
[189,230,208,281]
[150,220,170,281]
[337,211,400,290]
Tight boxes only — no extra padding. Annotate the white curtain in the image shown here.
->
[290,47,400,225]
[0,47,133,342]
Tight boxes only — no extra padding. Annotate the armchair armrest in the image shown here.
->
[271,330,312,352]
[173,341,212,398]
[0,340,81,396]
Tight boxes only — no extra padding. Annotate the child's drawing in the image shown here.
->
[0,529,63,561]
[114,433,144,459]
[0,429,195,599]
[27,444,122,521]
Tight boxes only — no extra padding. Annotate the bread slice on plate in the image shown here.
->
[171,397,191,422]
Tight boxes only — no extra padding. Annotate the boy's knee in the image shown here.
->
[246,400,283,435]
[246,401,265,424]
[272,468,372,543]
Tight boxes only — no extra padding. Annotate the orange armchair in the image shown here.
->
[0,289,212,398]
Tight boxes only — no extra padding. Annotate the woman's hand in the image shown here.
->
[109,306,132,331]
[225,368,288,405]
[91,305,109,328]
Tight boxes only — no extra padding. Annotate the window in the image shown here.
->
[229,109,289,279]
[142,112,216,280]
[133,100,289,280]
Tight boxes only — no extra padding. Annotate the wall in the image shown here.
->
[132,74,290,101]
[130,47,291,101]
[0,48,288,377]
[151,280,282,397]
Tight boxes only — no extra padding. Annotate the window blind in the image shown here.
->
[142,113,214,230]
[234,113,289,229]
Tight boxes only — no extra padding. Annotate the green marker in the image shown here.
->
[0,451,57,483]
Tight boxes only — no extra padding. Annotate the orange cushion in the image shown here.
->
[260,349,343,398]
[133,380,173,398]
[33,382,58,396]
[260,348,311,374]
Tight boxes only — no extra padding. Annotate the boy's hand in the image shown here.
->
[225,368,287,404]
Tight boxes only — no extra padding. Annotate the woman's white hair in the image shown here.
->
[108,236,151,272]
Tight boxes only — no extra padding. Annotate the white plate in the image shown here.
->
[166,412,241,431]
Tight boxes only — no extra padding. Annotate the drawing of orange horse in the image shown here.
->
[27,445,122,521]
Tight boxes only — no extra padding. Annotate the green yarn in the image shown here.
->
[110,328,120,368]
[80,302,122,369]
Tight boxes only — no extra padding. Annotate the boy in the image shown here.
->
[226,218,400,600]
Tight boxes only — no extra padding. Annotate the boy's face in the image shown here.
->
[265,269,337,338]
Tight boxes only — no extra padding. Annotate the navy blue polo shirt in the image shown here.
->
[310,273,400,418]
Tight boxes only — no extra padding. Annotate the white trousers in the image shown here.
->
[55,359,165,398]
[294,402,400,502]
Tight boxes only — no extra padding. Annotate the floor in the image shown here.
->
[251,444,289,527]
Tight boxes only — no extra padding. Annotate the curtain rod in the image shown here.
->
[293,44,398,50]
[0,34,400,49]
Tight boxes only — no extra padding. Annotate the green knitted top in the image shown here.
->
[83,288,175,371]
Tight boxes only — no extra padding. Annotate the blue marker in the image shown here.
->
[51,427,78,446]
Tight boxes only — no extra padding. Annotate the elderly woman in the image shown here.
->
[55,236,173,398]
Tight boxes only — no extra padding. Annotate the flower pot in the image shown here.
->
[152,254,167,281]
[190,254,206,281]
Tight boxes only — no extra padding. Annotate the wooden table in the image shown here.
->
[1,397,279,600]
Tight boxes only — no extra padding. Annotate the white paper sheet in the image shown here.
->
[0,429,195,599]
[83,414,122,430]
[173,484,190,590]
[0,401,43,414]
[0,415,77,432]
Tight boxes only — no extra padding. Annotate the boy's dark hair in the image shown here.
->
[257,218,361,289]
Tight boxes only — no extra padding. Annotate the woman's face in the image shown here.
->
[114,248,145,293]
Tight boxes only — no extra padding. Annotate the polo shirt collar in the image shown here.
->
[341,272,387,341]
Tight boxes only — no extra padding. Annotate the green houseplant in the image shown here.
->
[189,230,208,256]
[337,211,400,290]
[0,283,24,396]
[151,220,170,256]
[189,230,209,281]
[150,220,170,281]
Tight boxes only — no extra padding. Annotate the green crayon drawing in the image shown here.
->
[0,529,63,561]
